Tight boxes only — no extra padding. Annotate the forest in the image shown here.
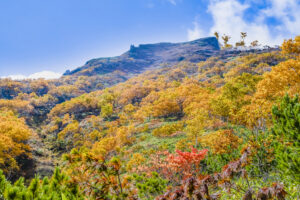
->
[0,35,299,199]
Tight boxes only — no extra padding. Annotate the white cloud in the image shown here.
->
[2,71,62,80]
[263,0,300,35]
[28,71,62,79]
[188,0,300,46]
[188,20,206,41]
[4,74,27,80]
[207,0,278,45]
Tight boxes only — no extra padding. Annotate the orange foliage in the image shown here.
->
[0,111,31,173]
[199,129,241,154]
[281,35,300,56]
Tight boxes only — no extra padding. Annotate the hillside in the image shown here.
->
[63,37,220,77]
[0,36,299,199]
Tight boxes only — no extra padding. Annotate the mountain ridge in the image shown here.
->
[63,37,220,76]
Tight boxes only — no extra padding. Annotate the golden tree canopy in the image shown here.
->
[0,111,31,173]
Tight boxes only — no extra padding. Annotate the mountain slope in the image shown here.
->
[0,35,299,199]
[63,37,220,76]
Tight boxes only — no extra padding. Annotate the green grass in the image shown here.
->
[129,131,187,155]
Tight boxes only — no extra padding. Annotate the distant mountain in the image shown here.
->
[63,37,220,76]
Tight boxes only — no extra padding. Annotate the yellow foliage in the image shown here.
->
[199,129,241,154]
[58,120,80,140]
[87,130,104,143]
[237,99,271,130]
[175,138,193,151]
[124,104,136,114]
[115,125,136,146]
[281,35,300,55]
[0,111,31,173]
[126,153,146,171]
[255,58,300,101]
[49,92,100,119]
[152,122,184,137]
[152,92,181,118]
[185,108,210,147]
[0,99,33,115]
[241,57,300,129]
[101,103,113,118]
[91,137,117,158]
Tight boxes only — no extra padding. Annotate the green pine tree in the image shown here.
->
[271,94,300,181]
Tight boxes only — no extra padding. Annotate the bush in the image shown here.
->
[152,122,184,137]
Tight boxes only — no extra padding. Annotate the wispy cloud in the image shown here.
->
[147,0,179,8]
[188,19,206,41]
[167,0,177,5]
[2,71,62,80]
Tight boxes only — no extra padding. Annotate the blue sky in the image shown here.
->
[0,0,299,79]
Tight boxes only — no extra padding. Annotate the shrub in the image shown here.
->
[152,122,184,137]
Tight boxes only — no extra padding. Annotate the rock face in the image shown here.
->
[63,37,220,76]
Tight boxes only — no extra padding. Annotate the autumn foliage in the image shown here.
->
[0,111,31,175]
[0,35,299,199]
